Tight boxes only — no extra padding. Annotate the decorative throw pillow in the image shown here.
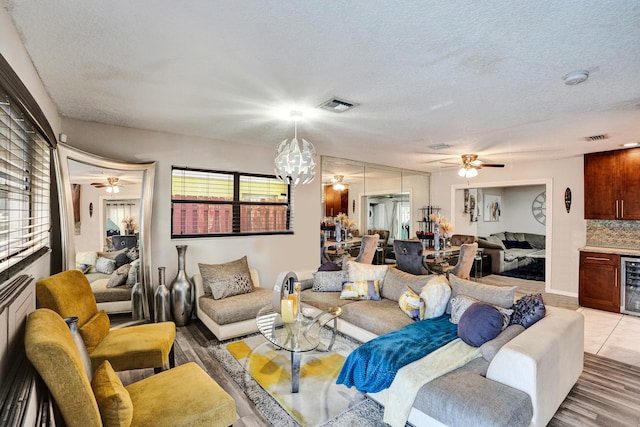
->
[510,293,546,328]
[126,246,139,261]
[95,257,117,274]
[340,280,381,301]
[449,294,479,324]
[419,275,451,319]
[91,360,134,427]
[458,302,503,347]
[447,274,516,313]
[485,235,506,250]
[346,261,388,283]
[313,270,348,292]
[79,310,110,353]
[398,287,425,321]
[381,267,431,302]
[76,263,92,273]
[126,259,140,286]
[114,253,130,269]
[107,264,131,288]
[76,251,98,272]
[198,256,254,299]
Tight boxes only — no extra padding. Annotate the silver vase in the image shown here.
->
[154,267,171,323]
[170,245,194,326]
[64,316,93,380]
[131,281,144,321]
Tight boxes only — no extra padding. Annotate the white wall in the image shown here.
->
[501,185,546,235]
[1,7,61,286]
[431,157,585,296]
[61,118,320,289]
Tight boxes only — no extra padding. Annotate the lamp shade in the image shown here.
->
[274,136,316,186]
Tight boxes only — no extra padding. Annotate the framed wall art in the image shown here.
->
[484,194,501,222]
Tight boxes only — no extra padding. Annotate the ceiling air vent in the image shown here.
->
[318,97,359,113]
[585,134,609,142]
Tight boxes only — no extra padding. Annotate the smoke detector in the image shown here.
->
[318,97,359,113]
[563,70,589,85]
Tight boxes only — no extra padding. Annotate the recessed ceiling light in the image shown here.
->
[563,70,589,85]
[623,142,639,147]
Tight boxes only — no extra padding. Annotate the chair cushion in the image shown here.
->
[79,310,111,353]
[90,321,176,372]
[91,360,133,427]
[198,287,272,325]
[126,362,235,427]
[198,256,254,299]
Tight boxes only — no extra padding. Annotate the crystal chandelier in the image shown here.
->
[274,111,316,186]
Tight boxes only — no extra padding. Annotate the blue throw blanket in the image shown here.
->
[336,315,458,393]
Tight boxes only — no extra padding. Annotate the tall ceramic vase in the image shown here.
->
[170,245,194,326]
[154,267,171,323]
[434,223,441,251]
[64,316,93,380]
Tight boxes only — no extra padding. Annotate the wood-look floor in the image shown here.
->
[114,276,639,427]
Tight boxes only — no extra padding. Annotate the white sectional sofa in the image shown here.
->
[294,267,584,427]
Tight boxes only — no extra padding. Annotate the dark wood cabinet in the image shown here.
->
[324,185,349,217]
[584,148,640,219]
[579,251,620,313]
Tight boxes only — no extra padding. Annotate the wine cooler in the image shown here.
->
[621,257,640,316]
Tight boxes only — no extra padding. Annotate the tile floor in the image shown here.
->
[579,307,640,365]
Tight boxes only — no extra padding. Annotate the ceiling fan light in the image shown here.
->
[457,167,467,177]
[106,186,113,193]
[466,168,478,178]
[333,182,345,191]
[113,186,120,193]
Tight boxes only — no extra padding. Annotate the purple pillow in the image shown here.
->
[510,293,546,328]
[458,302,503,347]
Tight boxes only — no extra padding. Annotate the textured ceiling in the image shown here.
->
[5,0,640,174]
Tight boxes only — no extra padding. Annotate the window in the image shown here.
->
[0,87,51,282]
[171,167,292,237]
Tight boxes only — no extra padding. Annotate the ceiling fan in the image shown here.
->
[91,177,126,193]
[456,154,505,178]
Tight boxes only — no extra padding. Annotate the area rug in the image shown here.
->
[499,258,545,282]
[209,331,377,427]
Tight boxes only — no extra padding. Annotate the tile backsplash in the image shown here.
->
[586,220,640,249]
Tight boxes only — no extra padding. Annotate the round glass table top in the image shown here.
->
[256,305,321,353]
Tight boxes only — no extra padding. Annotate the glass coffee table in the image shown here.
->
[256,304,342,393]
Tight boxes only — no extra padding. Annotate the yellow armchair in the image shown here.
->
[26,308,236,427]
[36,270,175,372]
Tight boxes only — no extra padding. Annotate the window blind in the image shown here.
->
[0,87,51,282]
[171,167,292,237]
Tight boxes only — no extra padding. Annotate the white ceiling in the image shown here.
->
[5,1,640,173]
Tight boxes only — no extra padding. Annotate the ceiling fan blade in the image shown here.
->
[91,183,107,187]
[480,163,505,168]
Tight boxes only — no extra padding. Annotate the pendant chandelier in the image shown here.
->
[274,111,316,186]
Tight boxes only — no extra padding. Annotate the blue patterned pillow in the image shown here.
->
[398,287,425,321]
[340,280,381,300]
[510,293,546,328]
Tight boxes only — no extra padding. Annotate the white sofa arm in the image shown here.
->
[486,306,584,427]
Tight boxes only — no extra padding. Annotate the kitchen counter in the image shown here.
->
[580,246,640,257]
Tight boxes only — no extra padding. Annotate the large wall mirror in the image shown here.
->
[55,143,156,320]
[321,156,430,257]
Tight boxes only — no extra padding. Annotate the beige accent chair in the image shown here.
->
[447,242,479,280]
[25,308,236,427]
[354,233,380,264]
[36,270,176,372]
